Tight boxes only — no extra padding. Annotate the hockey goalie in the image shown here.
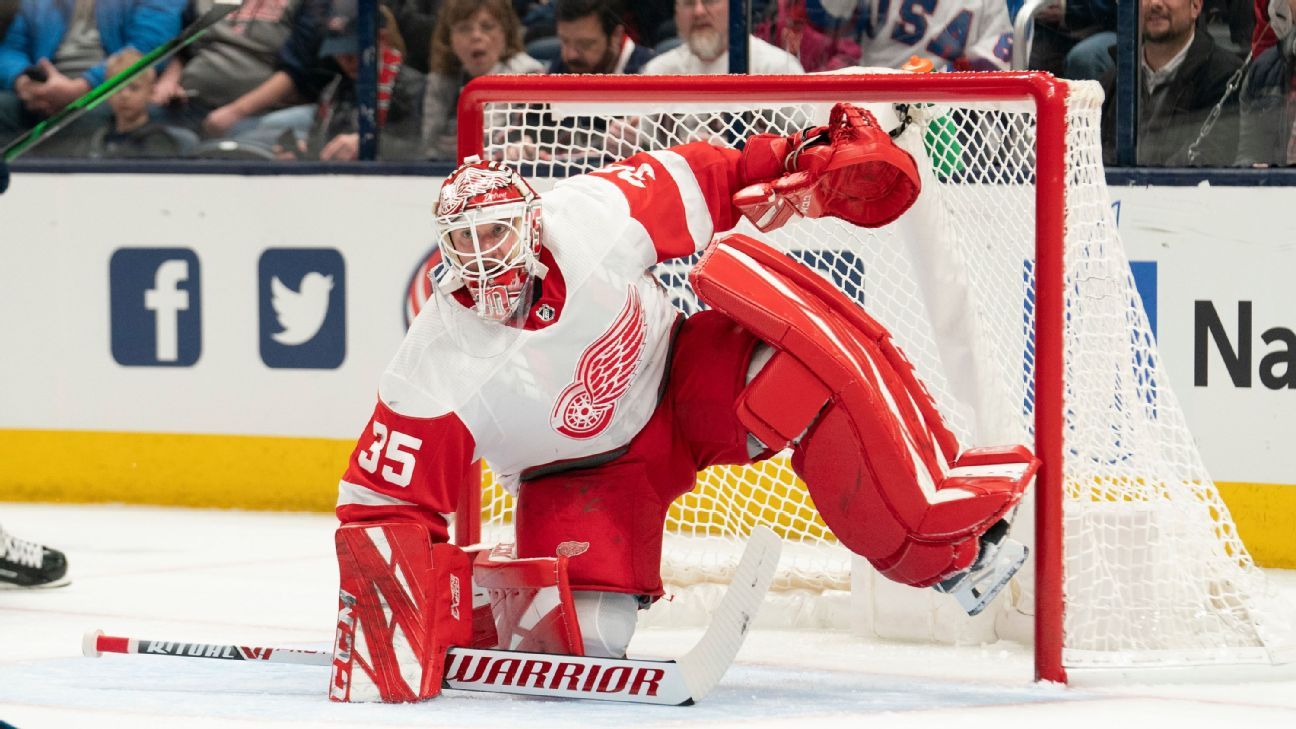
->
[329,102,1038,702]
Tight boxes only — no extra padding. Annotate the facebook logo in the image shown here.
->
[110,249,202,367]
[258,248,346,369]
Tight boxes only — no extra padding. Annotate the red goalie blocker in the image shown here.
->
[690,234,1038,587]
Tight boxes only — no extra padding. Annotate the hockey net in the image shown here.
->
[454,72,1295,681]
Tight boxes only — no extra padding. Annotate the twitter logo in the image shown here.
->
[271,272,334,345]
[259,249,345,369]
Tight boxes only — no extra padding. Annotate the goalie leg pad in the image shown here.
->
[691,234,1037,587]
[736,347,830,451]
[472,544,584,656]
[331,523,472,703]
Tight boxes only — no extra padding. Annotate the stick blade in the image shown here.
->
[677,525,782,700]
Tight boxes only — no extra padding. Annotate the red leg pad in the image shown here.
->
[693,233,1037,587]
[473,544,584,656]
[873,534,981,586]
[736,350,831,450]
[330,523,472,703]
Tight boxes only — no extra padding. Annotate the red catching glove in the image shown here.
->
[733,103,921,232]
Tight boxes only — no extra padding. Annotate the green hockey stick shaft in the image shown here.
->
[2,0,243,162]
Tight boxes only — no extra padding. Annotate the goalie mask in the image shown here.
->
[433,158,546,326]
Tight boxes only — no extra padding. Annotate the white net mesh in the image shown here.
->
[462,74,1295,672]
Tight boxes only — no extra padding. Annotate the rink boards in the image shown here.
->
[0,173,1292,566]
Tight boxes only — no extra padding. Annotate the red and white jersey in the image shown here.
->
[337,142,747,533]
[859,0,1013,72]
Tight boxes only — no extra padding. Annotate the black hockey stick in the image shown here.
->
[0,0,243,163]
[84,526,781,705]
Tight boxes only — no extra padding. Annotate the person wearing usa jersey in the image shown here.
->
[337,141,792,660]
[857,0,1015,71]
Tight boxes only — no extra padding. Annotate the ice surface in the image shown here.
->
[2,503,1295,728]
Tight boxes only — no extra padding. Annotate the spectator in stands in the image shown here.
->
[1100,0,1242,166]
[0,1,19,41]
[155,0,303,137]
[642,0,804,74]
[420,0,542,160]
[1205,0,1255,54]
[624,0,674,48]
[627,0,803,158]
[1235,0,1296,165]
[755,0,861,73]
[387,0,438,73]
[278,2,424,160]
[1026,1,1119,80]
[515,0,556,45]
[202,0,338,147]
[504,0,653,164]
[855,0,1013,71]
[0,0,184,157]
[550,0,653,74]
[1254,0,1282,55]
[87,48,184,159]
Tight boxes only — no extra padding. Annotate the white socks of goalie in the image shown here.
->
[572,591,639,658]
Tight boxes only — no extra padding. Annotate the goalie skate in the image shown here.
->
[932,521,1026,617]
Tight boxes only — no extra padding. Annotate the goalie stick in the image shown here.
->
[84,525,781,705]
[0,0,244,163]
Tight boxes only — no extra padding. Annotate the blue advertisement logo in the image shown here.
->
[110,248,202,367]
[259,248,346,369]
[1130,260,1157,338]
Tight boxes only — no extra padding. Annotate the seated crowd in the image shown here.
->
[0,0,1291,167]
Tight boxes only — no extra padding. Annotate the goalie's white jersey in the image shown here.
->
[338,143,750,528]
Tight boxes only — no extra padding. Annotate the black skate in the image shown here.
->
[932,519,1026,616]
[0,525,69,589]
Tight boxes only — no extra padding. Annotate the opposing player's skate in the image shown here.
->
[0,525,69,589]
[931,519,1026,616]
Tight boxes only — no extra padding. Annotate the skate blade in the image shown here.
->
[952,541,1028,616]
[0,577,71,591]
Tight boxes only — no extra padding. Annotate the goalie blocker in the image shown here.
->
[691,233,1037,600]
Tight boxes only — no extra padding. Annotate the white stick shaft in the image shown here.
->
[84,628,695,704]
[83,629,330,667]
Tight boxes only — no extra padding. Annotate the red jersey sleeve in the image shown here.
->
[335,398,477,543]
[587,141,745,263]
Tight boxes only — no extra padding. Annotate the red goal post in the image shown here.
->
[450,72,1294,684]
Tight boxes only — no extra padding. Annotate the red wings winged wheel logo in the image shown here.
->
[550,287,648,439]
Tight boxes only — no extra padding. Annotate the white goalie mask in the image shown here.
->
[433,158,546,326]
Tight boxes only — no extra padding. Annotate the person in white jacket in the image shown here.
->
[642,0,805,75]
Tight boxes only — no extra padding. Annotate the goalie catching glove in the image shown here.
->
[734,102,921,232]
